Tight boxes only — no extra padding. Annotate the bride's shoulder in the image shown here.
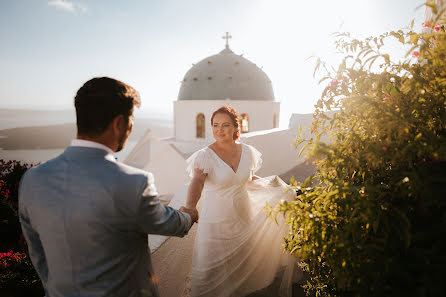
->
[185,147,214,177]
[239,142,248,149]
[202,145,214,155]
[188,146,215,162]
[241,143,259,153]
[191,147,209,157]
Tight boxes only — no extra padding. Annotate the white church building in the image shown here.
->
[125,33,308,201]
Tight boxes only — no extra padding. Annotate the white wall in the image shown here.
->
[125,135,190,196]
[174,100,280,141]
[125,130,153,169]
[143,141,189,195]
[241,128,305,177]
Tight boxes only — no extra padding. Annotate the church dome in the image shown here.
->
[178,45,275,101]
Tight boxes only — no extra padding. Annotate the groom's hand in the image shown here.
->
[179,206,199,224]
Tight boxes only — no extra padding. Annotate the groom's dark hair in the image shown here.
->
[74,77,141,137]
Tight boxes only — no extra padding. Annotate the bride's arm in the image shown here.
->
[185,168,207,209]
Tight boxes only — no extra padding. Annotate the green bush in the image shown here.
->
[0,160,44,297]
[271,2,446,297]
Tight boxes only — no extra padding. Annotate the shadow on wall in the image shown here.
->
[279,159,316,184]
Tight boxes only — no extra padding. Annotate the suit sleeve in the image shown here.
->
[135,172,192,236]
[18,175,49,295]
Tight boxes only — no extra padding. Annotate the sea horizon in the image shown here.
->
[0,108,174,164]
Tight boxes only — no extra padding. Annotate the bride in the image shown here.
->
[183,106,300,297]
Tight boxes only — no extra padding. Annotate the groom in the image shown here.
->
[18,77,198,297]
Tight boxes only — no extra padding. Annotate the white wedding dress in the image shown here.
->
[186,143,300,297]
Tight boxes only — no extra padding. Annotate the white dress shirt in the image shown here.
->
[70,139,116,161]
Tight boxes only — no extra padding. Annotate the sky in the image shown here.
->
[0,0,426,127]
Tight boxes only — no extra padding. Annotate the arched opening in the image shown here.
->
[240,113,249,133]
[196,113,205,138]
[273,113,278,128]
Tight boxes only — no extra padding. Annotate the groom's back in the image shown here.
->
[19,147,153,297]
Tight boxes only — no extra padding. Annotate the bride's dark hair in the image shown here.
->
[211,106,241,140]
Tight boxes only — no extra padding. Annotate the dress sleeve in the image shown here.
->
[249,145,263,174]
[186,149,212,178]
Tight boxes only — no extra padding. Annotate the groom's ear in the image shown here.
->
[111,114,125,136]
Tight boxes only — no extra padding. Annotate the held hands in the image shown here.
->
[179,206,199,224]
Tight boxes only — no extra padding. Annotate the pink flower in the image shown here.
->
[0,250,13,259]
[12,254,22,260]
[422,22,431,28]
[328,78,339,88]
[433,25,442,32]
[383,94,391,101]
[412,51,420,58]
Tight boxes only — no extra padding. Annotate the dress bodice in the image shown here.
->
[206,144,249,190]
[186,143,262,223]
[187,143,262,190]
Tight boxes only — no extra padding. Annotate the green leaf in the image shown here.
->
[425,2,437,14]
[318,76,330,84]
[364,55,379,67]
[298,141,310,158]
[313,58,321,77]
[293,138,306,148]
[409,34,419,45]
[290,245,300,254]
[302,175,313,188]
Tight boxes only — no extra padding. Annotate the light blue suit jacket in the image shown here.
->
[19,146,192,297]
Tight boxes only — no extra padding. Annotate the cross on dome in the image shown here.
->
[222,32,232,49]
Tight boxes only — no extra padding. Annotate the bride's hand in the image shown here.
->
[179,206,199,224]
